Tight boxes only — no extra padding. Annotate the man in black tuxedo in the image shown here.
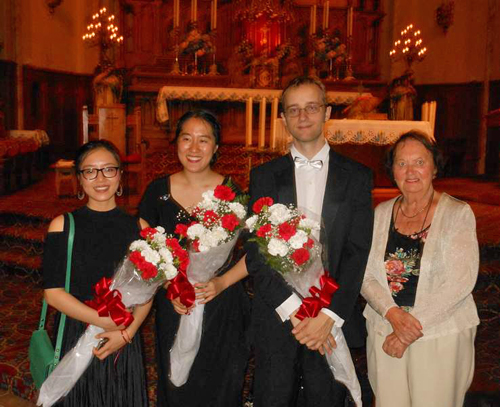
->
[245,76,374,407]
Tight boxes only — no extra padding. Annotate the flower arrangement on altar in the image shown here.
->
[312,29,346,63]
[179,23,214,57]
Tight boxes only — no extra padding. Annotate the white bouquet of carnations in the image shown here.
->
[246,197,362,407]
[168,182,248,387]
[37,227,189,407]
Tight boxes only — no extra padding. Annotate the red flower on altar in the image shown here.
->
[291,248,310,266]
[175,224,188,238]
[140,227,158,239]
[256,223,272,238]
[214,185,236,201]
[253,197,274,214]
[278,222,296,241]
[221,214,239,231]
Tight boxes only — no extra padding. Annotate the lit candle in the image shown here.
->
[270,97,279,149]
[323,1,329,30]
[246,98,253,147]
[259,98,267,149]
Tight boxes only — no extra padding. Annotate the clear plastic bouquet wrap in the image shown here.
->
[167,183,248,387]
[246,197,362,407]
[37,227,189,407]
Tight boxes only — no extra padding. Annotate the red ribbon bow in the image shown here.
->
[85,277,134,327]
[166,270,196,308]
[295,273,339,321]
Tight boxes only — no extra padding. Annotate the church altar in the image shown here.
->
[156,85,373,148]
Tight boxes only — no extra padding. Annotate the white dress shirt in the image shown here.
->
[275,141,344,327]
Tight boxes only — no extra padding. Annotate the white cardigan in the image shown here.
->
[361,193,480,340]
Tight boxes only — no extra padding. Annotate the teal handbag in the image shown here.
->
[29,212,75,389]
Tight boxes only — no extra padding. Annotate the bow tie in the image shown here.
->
[294,156,323,170]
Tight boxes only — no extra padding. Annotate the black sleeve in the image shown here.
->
[42,231,69,289]
[329,168,374,320]
[139,179,162,227]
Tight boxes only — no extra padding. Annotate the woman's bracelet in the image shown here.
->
[120,329,132,344]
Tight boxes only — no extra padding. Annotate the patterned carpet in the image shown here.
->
[0,148,499,405]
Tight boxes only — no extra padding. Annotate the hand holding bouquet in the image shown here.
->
[37,227,188,407]
[168,182,248,387]
[246,197,362,407]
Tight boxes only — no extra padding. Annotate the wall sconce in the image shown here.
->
[46,0,63,14]
[436,1,455,33]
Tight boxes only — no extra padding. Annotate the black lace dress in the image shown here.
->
[42,206,148,407]
[139,175,250,407]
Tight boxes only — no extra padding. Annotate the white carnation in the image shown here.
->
[245,215,258,232]
[199,198,217,211]
[160,263,178,280]
[155,226,165,234]
[153,231,166,246]
[159,247,173,264]
[129,240,148,252]
[229,202,247,219]
[267,238,289,257]
[299,217,320,231]
[142,247,161,265]
[187,223,206,239]
[288,230,308,249]
[269,204,292,225]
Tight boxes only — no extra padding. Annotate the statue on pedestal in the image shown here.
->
[93,66,123,107]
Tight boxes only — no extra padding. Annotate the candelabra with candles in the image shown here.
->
[389,24,427,73]
[82,7,123,67]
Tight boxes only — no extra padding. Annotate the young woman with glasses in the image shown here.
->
[42,140,151,407]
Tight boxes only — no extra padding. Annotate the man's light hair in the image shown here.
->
[281,76,327,110]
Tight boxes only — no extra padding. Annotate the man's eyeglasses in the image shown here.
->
[78,167,120,180]
[285,104,325,118]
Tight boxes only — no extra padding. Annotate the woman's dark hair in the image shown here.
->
[385,130,444,182]
[75,139,121,172]
[174,110,221,166]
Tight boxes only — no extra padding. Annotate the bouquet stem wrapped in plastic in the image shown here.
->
[169,234,239,387]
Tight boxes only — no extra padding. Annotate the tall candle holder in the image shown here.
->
[208,31,218,76]
[344,35,355,81]
[170,28,182,75]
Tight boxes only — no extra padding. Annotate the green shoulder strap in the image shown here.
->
[37,212,75,364]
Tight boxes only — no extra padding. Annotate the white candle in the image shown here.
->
[259,97,267,149]
[174,0,179,28]
[270,97,279,149]
[312,5,317,34]
[348,6,353,37]
[323,1,329,30]
[213,0,217,30]
[246,97,253,147]
[310,6,314,35]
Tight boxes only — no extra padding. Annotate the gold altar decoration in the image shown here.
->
[82,7,123,67]
[234,0,295,22]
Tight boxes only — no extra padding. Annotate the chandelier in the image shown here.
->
[82,7,124,67]
[389,24,427,72]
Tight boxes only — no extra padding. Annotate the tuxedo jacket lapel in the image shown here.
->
[273,154,296,206]
[322,150,349,248]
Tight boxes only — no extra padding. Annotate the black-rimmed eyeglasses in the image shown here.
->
[78,167,120,180]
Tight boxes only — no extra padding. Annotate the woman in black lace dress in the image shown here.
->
[139,110,249,407]
[43,140,151,407]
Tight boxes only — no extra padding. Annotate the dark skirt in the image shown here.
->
[53,315,149,407]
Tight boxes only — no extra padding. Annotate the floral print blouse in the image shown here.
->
[384,215,430,308]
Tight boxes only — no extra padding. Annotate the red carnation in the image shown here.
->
[304,238,314,249]
[141,262,158,279]
[140,227,157,239]
[253,197,274,214]
[214,185,236,201]
[129,251,144,268]
[203,210,219,225]
[166,238,182,251]
[256,223,272,238]
[278,222,296,241]
[192,240,200,253]
[291,248,310,266]
[175,223,188,238]
[221,214,239,231]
